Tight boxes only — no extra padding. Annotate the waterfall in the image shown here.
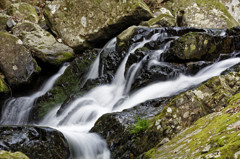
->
[1,29,240,159]
[0,63,70,125]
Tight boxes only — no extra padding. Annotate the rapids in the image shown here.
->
[1,29,240,159]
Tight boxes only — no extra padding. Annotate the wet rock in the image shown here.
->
[0,31,41,88]
[57,73,113,116]
[0,150,29,159]
[162,0,239,28]
[31,49,99,122]
[162,32,235,62]
[44,0,153,50]
[12,21,74,66]
[7,2,39,23]
[91,97,172,158]
[0,126,70,159]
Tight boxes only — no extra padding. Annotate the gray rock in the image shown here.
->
[44,0,153,50]
[6,2,39,23]
[12,21,74,66]
[0,31,41,87]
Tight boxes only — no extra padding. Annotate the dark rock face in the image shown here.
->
[0,31,40,88]
[0,126,70,159]
[31,49,99,122]
[91,98,172,159]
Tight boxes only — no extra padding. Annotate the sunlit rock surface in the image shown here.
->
[0,31,40,87]
[162,0,239,28]
[145,92,240,159]
[44,0,153,50]
[220,0,240,24]
[12,21,74,66]
[6,2,39,23]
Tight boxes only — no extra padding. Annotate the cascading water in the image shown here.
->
[0,63,70,125]
[1,28,240,159]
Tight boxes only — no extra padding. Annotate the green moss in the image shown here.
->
[0,78,9,92]
[209,45,216,54]
[130,117,149,134]
[33,59,41,72]
[146,91,240,158]
[0,151,29,159]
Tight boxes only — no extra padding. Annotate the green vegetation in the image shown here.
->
[130,116,149,134]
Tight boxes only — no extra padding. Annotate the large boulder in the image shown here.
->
[44,0,153,50]
[0,31,41,87]
[162,0,239,28]
[0,126,70,159]
[145,92,240,159]
[6,2,39,23]
[162,32,237,62]
[12,21,74,66]
[91,98,172,159]
[0,151,29,159]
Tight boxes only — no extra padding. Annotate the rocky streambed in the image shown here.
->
[0,0,240,159]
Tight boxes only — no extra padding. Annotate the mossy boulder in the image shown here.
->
[162,32,236,62]
[145,92,240,159]
[0,31,40,87]
[0,151,29,159]
[0,126,70,159]
[31,49,99,122]
[6,2,39,23]
[44,0,153,50]
[162,0,239,28]
[12,21,74,66]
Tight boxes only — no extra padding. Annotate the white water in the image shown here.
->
[1,31,240,159]
[0,63,70,125]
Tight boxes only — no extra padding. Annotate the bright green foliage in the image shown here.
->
[130,117,149,134]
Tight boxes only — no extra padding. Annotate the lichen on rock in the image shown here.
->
[44,0,153,50]
[6,2,39,23]
[162,0,239,28]
[12,21,74,66]
[0,31,40,87]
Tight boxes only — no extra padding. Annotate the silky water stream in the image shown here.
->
[1,29,240,159]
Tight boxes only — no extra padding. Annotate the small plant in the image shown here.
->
[130,116,149,134]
